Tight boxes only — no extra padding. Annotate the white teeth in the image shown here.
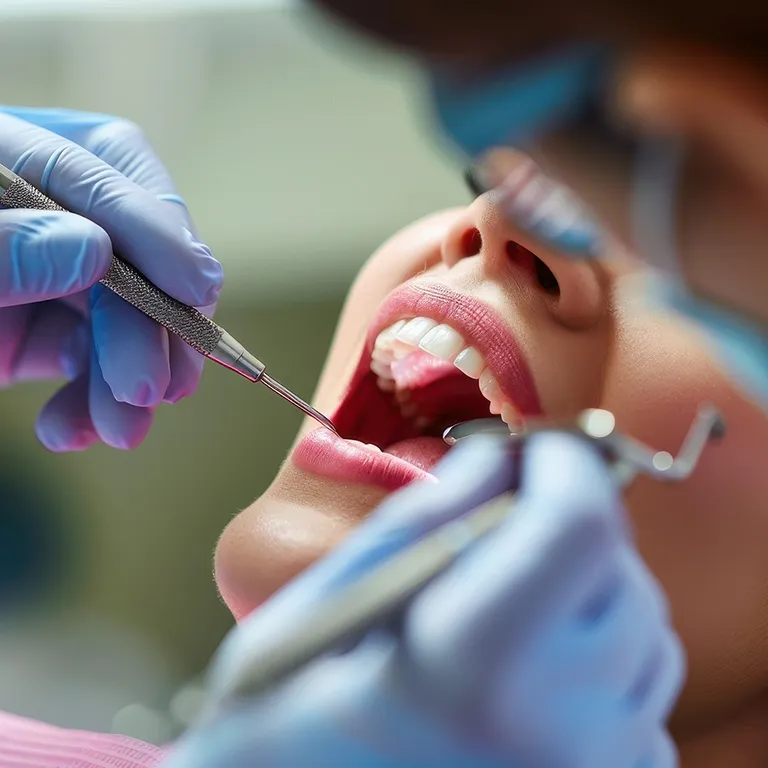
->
[377,320,408,341]
[374,321,406,354]
[418,324,465,360]
[370,316,525,429]
[478,369,502,403]
[371,346,394,364]
[396,317,438,346]
[370,358,393,379]
[501,402,520,428]
[453,347,485,379]
[391,340,414,360]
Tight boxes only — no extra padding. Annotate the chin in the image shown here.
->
[214,470,389,620]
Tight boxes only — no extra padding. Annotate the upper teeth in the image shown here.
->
[371,316,522,429]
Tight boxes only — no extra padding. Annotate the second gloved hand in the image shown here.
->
[0,107,223,451]
[166,434,684,768]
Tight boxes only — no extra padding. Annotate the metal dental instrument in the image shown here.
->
[442,417,514,445]
[444,404,725,485]
[201,403,723,717]
[0,163,338,435]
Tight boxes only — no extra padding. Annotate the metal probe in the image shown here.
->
[0,163,337,435]
[201,404,723,718]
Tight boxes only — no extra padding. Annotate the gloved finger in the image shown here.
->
[0,209,112,306]
[403,432,623,706]
[63,114,207,254]
[60,292,90,316]
[582,712,677,768]
[163,302,214,403]
[482,557,682,763]
[172,640,508,768]
[627,629,685,723]
[164,330,205,403]
[36,373,99,453]
[0,107,186,211]
[208,437,516,699]
[0,112,222,307]
[515,552,670,713]
[1,108,218,406]
[88,342,155,449]
[0,106,206,309]
[635,728,678,768]
[90,284,171,407]
[12,301,85,383]
[82,119,193,223]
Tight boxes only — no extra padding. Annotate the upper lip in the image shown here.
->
[337,280,543,420]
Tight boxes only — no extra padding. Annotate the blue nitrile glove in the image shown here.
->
[0,107,223,451]
[165,434,684,768]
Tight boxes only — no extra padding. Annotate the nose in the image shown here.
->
[441,191,606,330]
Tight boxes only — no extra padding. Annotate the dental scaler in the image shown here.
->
[202,404,723,716]
[0,163,337,435]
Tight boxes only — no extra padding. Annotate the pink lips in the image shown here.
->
[291,280,542,491]
[292,429,439,492]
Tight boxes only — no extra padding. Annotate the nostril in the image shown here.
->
[505,241,560,295]
[460,228,482,258]
[534,258,560,295]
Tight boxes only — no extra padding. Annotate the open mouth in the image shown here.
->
[292,281,544,491]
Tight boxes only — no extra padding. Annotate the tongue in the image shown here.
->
[391,351,489,428]
[391,351,456,390]
[384,437,450,472]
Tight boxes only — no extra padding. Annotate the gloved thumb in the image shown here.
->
[0,209,112,306]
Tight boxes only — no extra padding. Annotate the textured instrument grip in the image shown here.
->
[0,177,223,355]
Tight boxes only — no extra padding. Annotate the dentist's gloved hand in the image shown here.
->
[0,107,222,451]
[166,434,684,768]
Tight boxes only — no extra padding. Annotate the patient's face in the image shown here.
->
[215,187,768,731]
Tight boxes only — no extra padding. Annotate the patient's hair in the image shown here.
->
[308,0,768,68]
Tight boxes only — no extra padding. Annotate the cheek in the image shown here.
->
[603,311,768,725]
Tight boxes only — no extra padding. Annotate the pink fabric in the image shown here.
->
[0,710,167,768]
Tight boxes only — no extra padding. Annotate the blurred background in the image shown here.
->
[0,0,466,744]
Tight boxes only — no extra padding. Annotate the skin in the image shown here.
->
[215,193,768,766]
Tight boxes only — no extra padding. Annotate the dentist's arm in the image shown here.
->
[166,434,684,768]
[0,107,222,451]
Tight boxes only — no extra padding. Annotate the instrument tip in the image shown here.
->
[259,373,339,435]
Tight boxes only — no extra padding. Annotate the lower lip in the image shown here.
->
[292,429,440,492]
